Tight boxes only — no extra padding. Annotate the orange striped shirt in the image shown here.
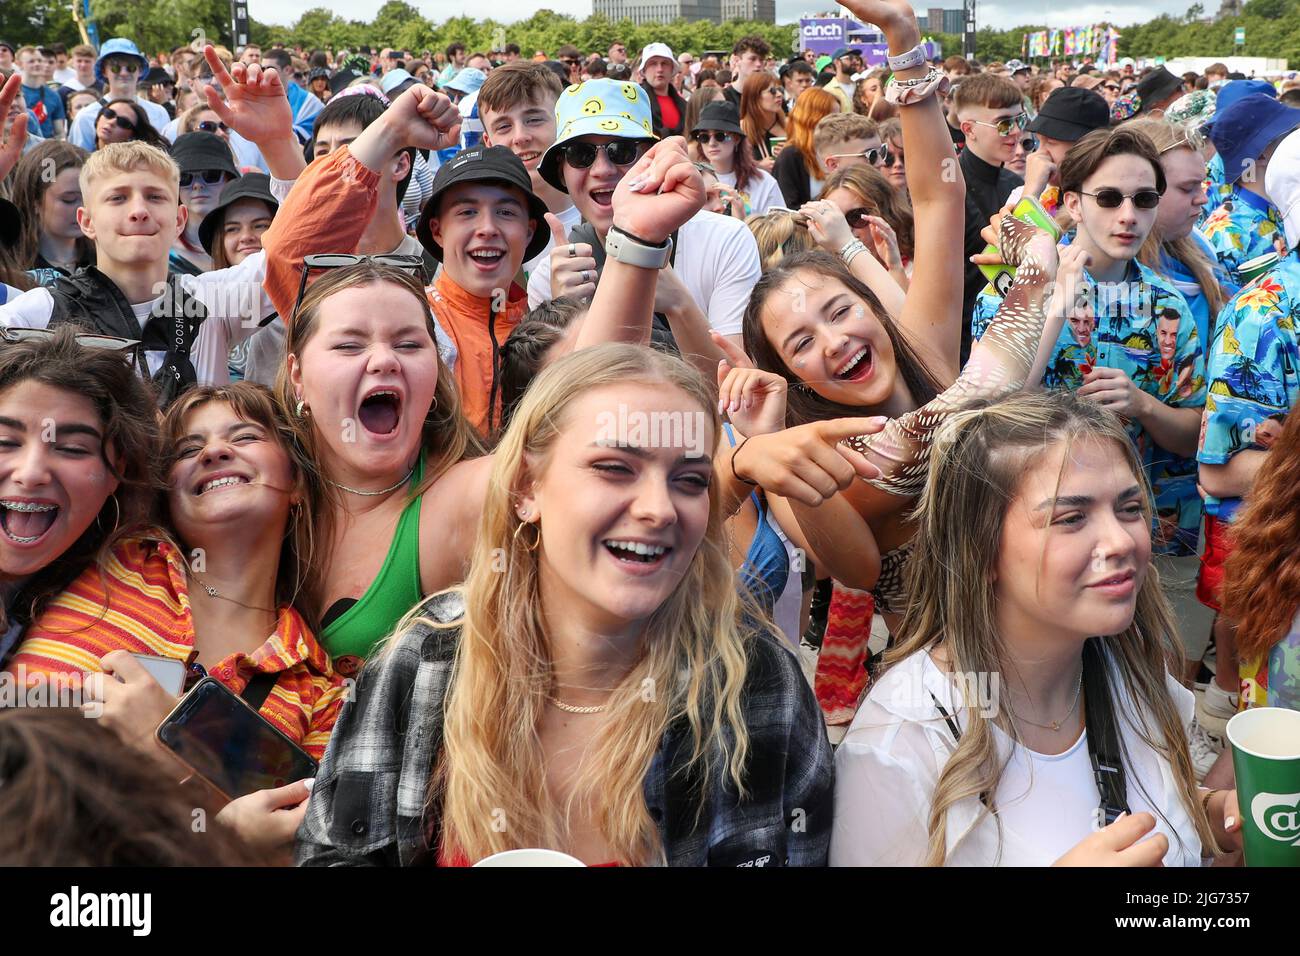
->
[5,535,347,760]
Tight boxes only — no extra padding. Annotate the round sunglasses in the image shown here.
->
[561,140,645,169]
[99,107,136,132]
[197,119,229,134]
[692,130,735,145]
[179,169,230,188]
[1080,188,1163,209]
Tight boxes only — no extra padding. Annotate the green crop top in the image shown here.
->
[320,454,425,661]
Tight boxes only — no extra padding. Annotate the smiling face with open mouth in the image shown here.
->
[167,400,297,545]
[0,380,120,579]
[760,269,899,410]
[519,383,715,634]
[428,181,535,300]
[289,280,439,487]
[561,135,646,236]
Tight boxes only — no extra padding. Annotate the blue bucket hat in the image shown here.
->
[94,38,151,88]
[1215,78,1276,115]
[1205,93,1300,185]
[445,67,486,95]
[538,78,657,192]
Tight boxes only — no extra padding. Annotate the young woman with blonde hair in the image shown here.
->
[296,344,834,866]
[832,390,1243,866]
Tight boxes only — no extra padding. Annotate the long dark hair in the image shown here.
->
[1,329,159,629]
[10,140,95,272]
[742,251,943,426]
[96,98,168,151]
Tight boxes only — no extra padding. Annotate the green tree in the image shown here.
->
[91,0,230,57]
[0,1,80,47]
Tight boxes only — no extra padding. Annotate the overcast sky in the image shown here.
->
[250,0,1200,30]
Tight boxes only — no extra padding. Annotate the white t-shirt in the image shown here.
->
[717,168,783,217]
[0,252,273,388]
[523,203,583,280]
[831,648,1204,867]
[70,96,172,151]
[527,208,762,337]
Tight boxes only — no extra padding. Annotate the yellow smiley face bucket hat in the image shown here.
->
[538,78,658,192]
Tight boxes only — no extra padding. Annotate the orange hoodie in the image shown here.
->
[261,146,527,436]
[428,271,527,435]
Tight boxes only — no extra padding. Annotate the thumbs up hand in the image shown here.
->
[546,212,598,301]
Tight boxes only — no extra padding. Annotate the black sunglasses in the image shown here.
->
[692,130,734,145]
[290,254,425,324]
[197,119,229,134]
[100,107,136,132]
[561,140,644,169]
[179,169,229,188]
[1081,188,1162,209]
[843,206,877,229]
[826,144,891,166]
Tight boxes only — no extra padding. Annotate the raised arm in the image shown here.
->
[201,46,305,181]
[257,84,460,320]
[0,74,28,181]
[573,136,706,351]
[844,216,1059,496]
[841,0,966,381]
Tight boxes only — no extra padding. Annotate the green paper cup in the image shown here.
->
[1226,707,1300,866]
[1239,252,1279,284]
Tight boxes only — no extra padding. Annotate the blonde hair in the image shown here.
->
[1122,116,1227,319]
[884,390,1217,866]
[80,141,179,202]
[274,263,483,620]
[429,343,755,864]
[746,209,815,270]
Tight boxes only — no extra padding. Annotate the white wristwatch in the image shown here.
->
[605,225,673,269]
[886,42,927,73]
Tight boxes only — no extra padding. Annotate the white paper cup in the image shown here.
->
[472,848,586,867]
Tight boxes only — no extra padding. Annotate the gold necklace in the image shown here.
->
[546,695,607,715]
[189,572,277,615]
[1015,671,1084,732]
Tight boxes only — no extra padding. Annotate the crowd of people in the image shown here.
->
[0,0,1294,867]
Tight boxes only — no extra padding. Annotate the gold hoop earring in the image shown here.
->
[295,400,309,418]
[512,518,541,552]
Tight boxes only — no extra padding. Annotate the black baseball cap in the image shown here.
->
[1028,86,1111,141]
[832,47,862,60]
[142,67,175,87]
[170,131,241,179]
[415,145,550,262]
[198,173,278,254]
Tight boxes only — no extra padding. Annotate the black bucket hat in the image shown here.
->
[692,100,744,136]
[170,131,240,180]
[1027,86,1111,141]
[416,145,550,262]
[197,173,279,255]
[1136,66,1183,113]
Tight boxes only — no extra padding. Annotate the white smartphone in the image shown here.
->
[129,653,187,696]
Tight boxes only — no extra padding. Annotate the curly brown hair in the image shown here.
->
[1221,410,1300,661]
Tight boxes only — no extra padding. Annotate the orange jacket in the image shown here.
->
[261,146,526,435]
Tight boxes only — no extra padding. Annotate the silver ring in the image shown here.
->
[580,270,590,284]
[568,243,577,258]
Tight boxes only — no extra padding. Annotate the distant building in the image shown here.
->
[594,0,775,24]
[917,7,965,33]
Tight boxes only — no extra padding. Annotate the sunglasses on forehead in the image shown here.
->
[1080,188,1163,209]
[290,253,425,324]
[561,140,645,169]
